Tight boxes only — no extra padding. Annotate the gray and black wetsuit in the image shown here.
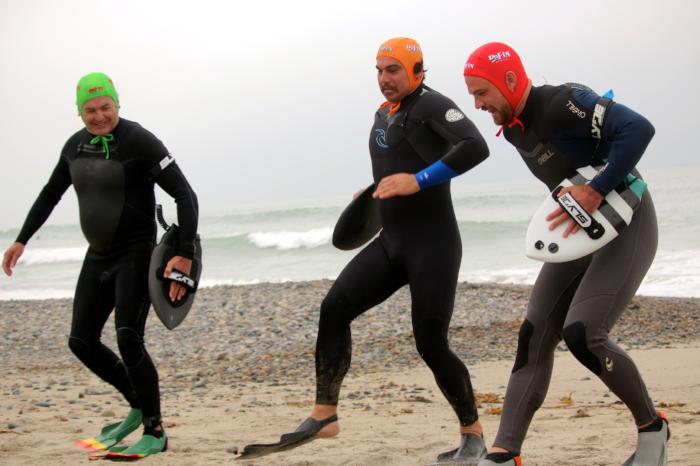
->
[494,84,658,454]
[16,118,198,428]
[315,84,489,426]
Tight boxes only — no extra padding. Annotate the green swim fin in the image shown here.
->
[75,408,143,451]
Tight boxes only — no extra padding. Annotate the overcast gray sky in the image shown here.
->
[1,0,698,229]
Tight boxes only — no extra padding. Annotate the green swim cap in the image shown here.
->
[76,72,119,115]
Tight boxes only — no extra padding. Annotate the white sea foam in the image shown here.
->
[198,277,264,287]
[0,288,74,301]
[247,227,332,250]
[4,249,698,300]
[460,266,540,286]
[459,249,700,298]
[2,169,699,301]
[19,247,85,265]
[637,249,700,297]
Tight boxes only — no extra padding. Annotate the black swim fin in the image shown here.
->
[332,183,381,250]
[237,415,338,460]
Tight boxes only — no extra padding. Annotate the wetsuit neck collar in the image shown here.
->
[497,84,535,137]
[513,80,532,118]
[514,84,540,127]
[86,119,125,160]
[90,134,114,159]
[381,82,427,116]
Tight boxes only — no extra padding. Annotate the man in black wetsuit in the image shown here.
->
[242,37,490,463]
[462,43,667,466]
[2,72,198,458]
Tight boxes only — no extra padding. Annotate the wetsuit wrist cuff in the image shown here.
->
[414,173,423,189]
[175,244,195,259]
[588,179,609,197]
[415,160,458,189]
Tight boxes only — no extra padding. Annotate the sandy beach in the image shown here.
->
[1,281,698,465]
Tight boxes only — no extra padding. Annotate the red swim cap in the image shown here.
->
[377,37,424,93]
[464,42,528,112]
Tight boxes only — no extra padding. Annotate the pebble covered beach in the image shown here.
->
[1,281,699,465]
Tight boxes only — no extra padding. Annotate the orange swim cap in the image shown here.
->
[377,37,424,93]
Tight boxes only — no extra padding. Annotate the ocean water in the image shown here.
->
[1,167,698,300]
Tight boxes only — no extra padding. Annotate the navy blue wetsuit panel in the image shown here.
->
[503,85,654,194]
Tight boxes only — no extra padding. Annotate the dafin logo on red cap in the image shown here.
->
[487,51,512,63]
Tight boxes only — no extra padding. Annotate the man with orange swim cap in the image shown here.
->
[375,37,425,111]
[239,38,490,463]
[463,42,667,466]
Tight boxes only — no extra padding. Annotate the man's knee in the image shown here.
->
[563,321,602,374]
[116,327,146,367]
[414,321,449,364]
[511,319,535,373]
[319,288,357,329]
[68,335,92,360]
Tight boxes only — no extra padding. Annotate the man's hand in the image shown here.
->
[3,242,25,277]
[163,255,193,302]
[372,173,420,200]
[546,184,604,238]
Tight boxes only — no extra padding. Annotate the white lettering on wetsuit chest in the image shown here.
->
[566,100,586,119]
[537,148,555,165]
[591,103,606,139]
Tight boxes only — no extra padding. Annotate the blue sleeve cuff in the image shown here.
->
[588,178,609,196]
[415,160,459,189]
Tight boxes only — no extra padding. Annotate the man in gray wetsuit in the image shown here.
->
[462,42,669,466]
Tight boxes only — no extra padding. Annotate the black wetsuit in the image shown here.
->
[16,118,198,428]
[316,84,489,425]
[494,85,658,454]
